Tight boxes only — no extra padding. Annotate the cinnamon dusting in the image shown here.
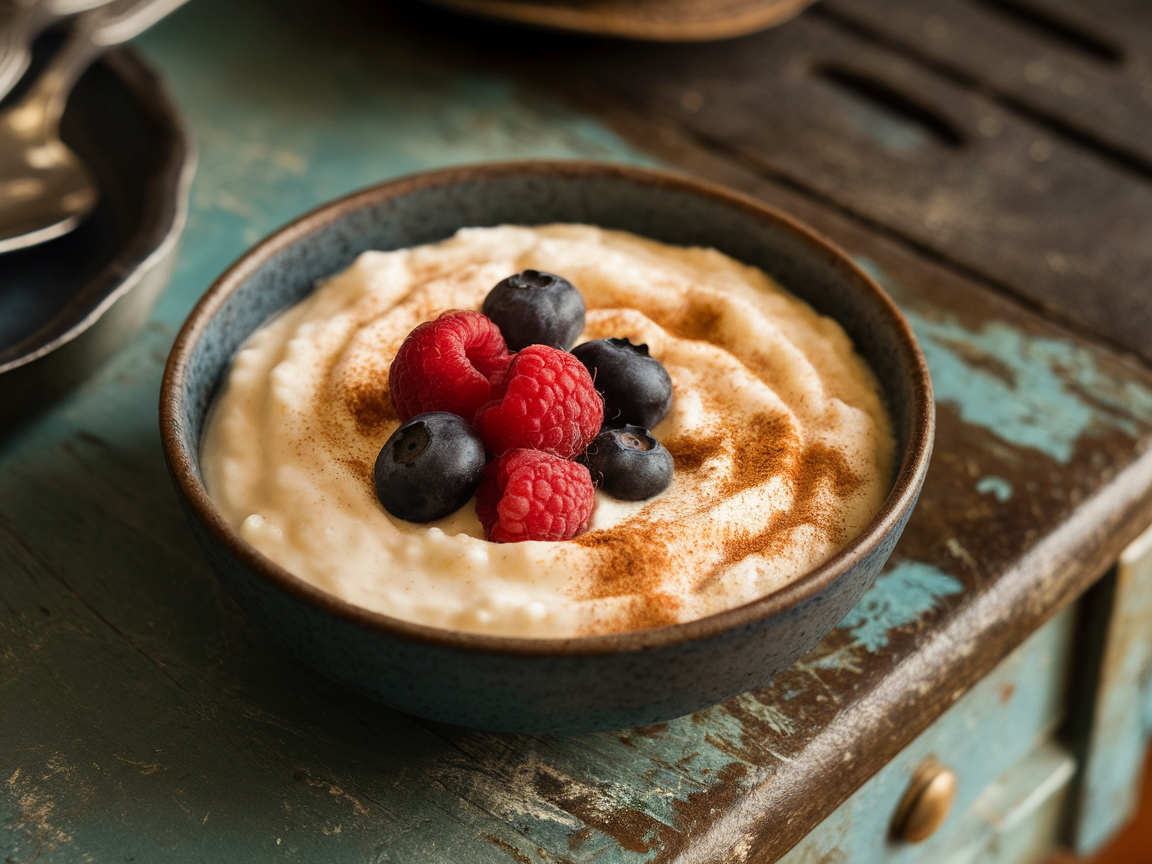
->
[663,431,726,473]
[720,414,797,496]
[575,410,862,633]
[699,441,861,591]
[668,294,725,342]
[336,457,374,487]
[341,374,398,435]
[574,523,682,631]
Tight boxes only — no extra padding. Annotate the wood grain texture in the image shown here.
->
[5,0,1152,861]
[820,0,1152,167]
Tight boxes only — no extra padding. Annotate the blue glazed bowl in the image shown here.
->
[160,162,933,733]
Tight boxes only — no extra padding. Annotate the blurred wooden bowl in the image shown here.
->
[418,0,816,41]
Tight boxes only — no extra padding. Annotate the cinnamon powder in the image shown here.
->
[574,407,862,633]
[341,373,398,435]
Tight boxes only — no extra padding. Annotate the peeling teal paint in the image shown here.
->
[579,709,752,791]
[725,692,797,737]
[976,476,1014,501]
[853,257,1152,463]
[837,561,964,652]
[802,643,864,674]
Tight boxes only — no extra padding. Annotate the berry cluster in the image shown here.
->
[374,270,675,542]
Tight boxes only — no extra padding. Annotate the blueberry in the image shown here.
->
[571,338,673,429]
[374,412,486,522]
[482,270,585,351]
[581,426,673,501]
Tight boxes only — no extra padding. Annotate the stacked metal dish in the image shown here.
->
[0,14,194,427]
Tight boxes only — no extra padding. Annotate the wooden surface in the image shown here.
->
[4,0,1152,860]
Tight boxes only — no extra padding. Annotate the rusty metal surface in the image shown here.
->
[5,0,1152,861]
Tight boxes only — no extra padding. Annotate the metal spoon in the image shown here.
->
[0,0,187,253]
[0,0,117,103]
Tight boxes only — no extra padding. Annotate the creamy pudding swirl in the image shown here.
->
[201,225,894,637]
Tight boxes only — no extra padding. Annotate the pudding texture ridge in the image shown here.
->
[200,224,895,637]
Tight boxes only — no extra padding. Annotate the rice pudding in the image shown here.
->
[200,224,894,637]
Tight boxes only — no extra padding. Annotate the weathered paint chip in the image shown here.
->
[853,257,1152,463]
[977,476,1014,501]
[837,560,964,651]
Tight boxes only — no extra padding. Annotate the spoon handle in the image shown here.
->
[12,0,187,134]
[87,0,187,45]
[0,0,114,102]
[0,1,55,99]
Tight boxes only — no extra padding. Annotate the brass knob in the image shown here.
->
[892,759,957,843]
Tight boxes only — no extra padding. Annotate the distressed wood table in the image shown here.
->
[4,0,1152,861]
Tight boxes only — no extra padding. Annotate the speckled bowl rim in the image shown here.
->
[160,160,934,658]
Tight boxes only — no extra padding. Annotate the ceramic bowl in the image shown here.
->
[160,161,933,734]
[0,47,194,429]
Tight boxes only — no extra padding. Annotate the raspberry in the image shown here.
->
[474,345,603,458]
[476,450,595,542]
[389,311,511,423]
